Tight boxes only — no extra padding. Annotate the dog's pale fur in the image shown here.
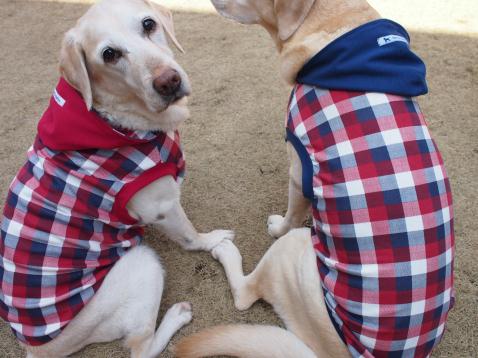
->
[20,0,234,357]
[174,0,381,357]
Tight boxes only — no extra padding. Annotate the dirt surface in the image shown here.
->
[0,1,477,357]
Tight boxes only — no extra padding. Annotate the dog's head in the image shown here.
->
[59,0,191,131]
[210,0,316,44]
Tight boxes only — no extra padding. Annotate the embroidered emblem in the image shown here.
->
[377,34,409,46]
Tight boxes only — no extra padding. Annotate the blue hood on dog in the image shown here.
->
[296,19,428,97]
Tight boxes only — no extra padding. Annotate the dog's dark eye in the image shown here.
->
[102,47,122,63]
[142,18,156,33]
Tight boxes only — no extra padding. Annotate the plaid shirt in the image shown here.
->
[0,79,185,345]
[286,84,454,357]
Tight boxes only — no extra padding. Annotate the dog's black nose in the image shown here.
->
[153,69,182,97]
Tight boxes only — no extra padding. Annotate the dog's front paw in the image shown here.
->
[199,230,235,251]
[164,302,193,329]
[267,215,288,238]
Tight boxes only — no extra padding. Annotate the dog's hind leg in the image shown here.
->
[207,229,349,358]
[211,240,261,311]
[128,302,192,358]
[211,228,312,312]
[24,246,172,358]
[210,227,311,312]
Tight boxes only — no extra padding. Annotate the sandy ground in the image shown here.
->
[0,1,477,357]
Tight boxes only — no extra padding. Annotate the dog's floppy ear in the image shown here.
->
[149,1,185,53]
[59,30,93,110]
[274,0,316,41]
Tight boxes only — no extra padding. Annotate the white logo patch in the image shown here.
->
[377,35,409,47]
[53,88,66,107]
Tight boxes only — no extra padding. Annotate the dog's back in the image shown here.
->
[287,83,454,357]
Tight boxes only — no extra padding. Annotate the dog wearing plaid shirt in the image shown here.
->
[0,0,235,357]
[175,0,455,357]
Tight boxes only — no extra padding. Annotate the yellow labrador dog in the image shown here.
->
[175,0,455,357]
[0,0,233,357]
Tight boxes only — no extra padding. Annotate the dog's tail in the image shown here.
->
[173,324,316,358]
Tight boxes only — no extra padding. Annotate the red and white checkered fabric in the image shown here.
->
[0,79,185,345]
[286,84,455,357]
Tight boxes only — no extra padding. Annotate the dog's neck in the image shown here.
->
[277,0,380,85]
[93,97,190,133]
